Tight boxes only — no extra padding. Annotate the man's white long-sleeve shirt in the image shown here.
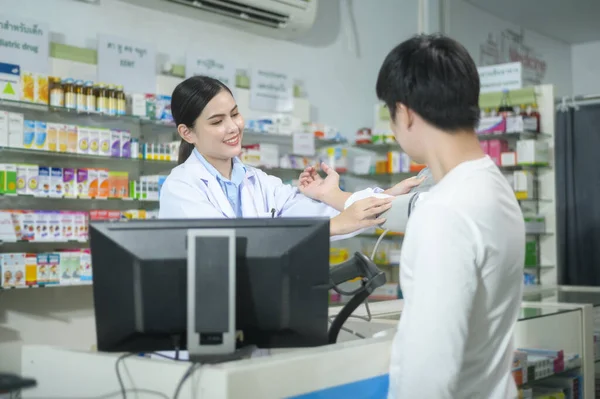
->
[388,156,524,399]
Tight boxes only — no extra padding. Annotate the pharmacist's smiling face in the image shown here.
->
[193,90,245,160]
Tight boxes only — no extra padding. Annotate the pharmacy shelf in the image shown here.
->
[346,172,418,181]
[0,240,88,251]
[499,164,550,172]
[0,195,158,211]
[476,131,551,141]
[0,281,92,290]
[352,143,400,152]
[0,146,176,168]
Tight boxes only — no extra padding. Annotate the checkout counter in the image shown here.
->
[9,287,600,399]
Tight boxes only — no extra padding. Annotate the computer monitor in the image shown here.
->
[89,218,331,353]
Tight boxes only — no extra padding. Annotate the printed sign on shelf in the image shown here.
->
[185,53,235,87]
[97,34,156,94]
[250,68,293,113]
[478,62,523,93]
[0,15,49,74]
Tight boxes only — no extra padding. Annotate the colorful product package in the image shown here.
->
[89,128,99,155]
[36,253,49,285]
[97,169,109,199]
[80,249,92,282]
[21,211,35,241]
[67,125,78,153]
[50,167,64,198]
[110,129,121,157]
[34,211,49,242]
[87,169,99,198]
[25,253,37,286]
[121,130,131,158]
[25,164,39,196]
[8,253,26,288]
[0,164,17,195]
[48,211,61,241]
[61,212,74,241]
[77,168,89,198]
[46,123,59,152]
[63,168,77,198]
[16,164,27,195]
[37,166,50,197]
[59,251,73,285]
[77,126,89,154]
[47,253,60,285]
[99,128,111,157]
[22,120,35,149]
[34,121,47,151]
[57,124,68,153]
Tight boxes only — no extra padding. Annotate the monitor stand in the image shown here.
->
[186,229,238,363]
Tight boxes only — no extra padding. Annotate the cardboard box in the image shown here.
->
[0,62,20,101]
[50,167,64,198]
[22,120,35,149]
[99,128,111,157]
[7,112,24,148]
[0,111,8,147]
[66,125,78,153]
[517,140,550,165]
[46,123,59,152]
[34,121,47,151]
[77,126,89,154]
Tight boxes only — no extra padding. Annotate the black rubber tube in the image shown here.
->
[328,289,371,344]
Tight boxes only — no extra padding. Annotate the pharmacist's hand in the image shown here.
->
[298,162,340,202]
[330,197,392,236]
[384,176,425,196]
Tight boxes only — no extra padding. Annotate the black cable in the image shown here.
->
[115,353,136,399]
[173,362,200,399]
[328,289,371,344]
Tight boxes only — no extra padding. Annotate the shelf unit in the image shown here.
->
[0,100,342,291]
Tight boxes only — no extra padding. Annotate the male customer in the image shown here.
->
[377,34,525,399]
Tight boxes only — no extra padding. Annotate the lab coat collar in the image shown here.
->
[182,153,256,218]
[183,152,256,182]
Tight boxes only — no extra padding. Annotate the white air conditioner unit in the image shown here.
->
[119,0,318,40]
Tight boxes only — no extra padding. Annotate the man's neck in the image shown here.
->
[424,129,485,183]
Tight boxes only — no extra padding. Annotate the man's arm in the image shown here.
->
[389,203,479,399]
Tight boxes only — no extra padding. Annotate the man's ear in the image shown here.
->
[397,103,414,130]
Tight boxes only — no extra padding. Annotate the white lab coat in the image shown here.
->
[159,154,382,240]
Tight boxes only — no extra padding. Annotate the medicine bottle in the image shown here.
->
[115,85,126,116]
[107,84,117,116]
[63,78,76,110]
[84,81,95,112]
[49,77,64,107]
[96,83,108,114]
[75,80,86,112]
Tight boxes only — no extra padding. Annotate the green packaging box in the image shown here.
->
[0,164,16,195]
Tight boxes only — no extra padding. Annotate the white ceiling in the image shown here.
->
[465,0,600,44]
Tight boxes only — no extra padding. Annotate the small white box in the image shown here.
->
[34,121,48,151]
[8,113,24,148]
[517,140,549,165]
[25,164,39,196]
[514,171,534,200]
[0,111,8,146]
[260,144,279,168]
[500,152,517,166]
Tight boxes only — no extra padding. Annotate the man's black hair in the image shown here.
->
[376,34,480,132]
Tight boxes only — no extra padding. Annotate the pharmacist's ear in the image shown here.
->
[177,124,195,144]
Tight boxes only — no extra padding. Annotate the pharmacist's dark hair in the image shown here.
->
[172,76,232,165]
[376,34,480,132]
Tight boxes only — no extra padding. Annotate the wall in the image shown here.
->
[0,0,419,136]
[0,0,419,354]
[571,41,600,96]
[447,0,573,97]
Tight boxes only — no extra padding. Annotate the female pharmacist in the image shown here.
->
[158,76,422,238]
